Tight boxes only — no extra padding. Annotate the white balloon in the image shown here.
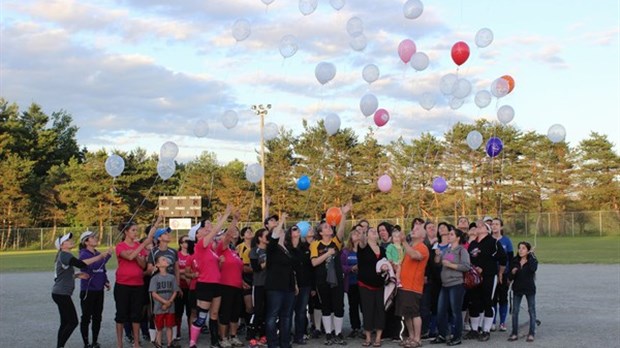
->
[439,73,458,95]
[452,78,472,99]
[261,0,275,5]
[466,130,483,150]
[349,33,367,51]
[105,154,125,178]
[245,163,264,183]
[160,141,179,161]
[299,0,318,16]
[449,97,464,110]
[232,18,251,42]
[324,113,341,135]
[362,64,380,84]
[490,78,510,98]
[279,34,298,58]
[419,93,436,111]
[409,52,429,71]
[474,90,492,108]
[330,0,345,10]
[475,28,494,48]
[497,105,515,124]
[264,122,279,141]
[193,119,209,138]
[157,160,176,181]
[346,17,364,36]
[222,110,239,129]
[360,94,379,117]
[547,124,566,143]
[403,0,424,19]
[315,62,336,85]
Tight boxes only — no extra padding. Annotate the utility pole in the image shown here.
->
[251,103,271,219]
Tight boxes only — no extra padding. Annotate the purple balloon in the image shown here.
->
[485,137,504,157]
[432,176,447,193]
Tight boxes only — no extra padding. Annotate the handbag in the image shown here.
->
[463,266,483,289]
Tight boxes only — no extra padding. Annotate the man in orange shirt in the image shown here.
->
[396,221,429,348]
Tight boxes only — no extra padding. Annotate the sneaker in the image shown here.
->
[84,344,92,348]
[229,336,244,347]
[125,336,134,345]
[333,333,347,345]
[463,323,471,331]
[499,323,507,332]
[491,324,497,332]
[293,338,307,345]
[258,336,268,346]
[430,335,446,344]
[463,330,478,340]
[324,333,334,346]
[446,338,462,346]
[478,332,490,342]
[220,337,232,348]
[347,329,359,339]
[312,330,322,339]
[91,343,101,348]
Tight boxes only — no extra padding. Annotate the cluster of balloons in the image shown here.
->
[245,163,264,183]
[346,16,366,51]
[158,141,178,181]
[105,154,125,178]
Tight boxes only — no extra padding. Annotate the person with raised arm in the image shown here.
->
[52,232,112,348]
[310,202,351,346]
[114,217,160,348]
[188,205,233,348]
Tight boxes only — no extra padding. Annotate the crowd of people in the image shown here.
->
[51,203,539,348]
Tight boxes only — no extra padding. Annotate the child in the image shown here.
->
[507,241,538,343]
[149,255,179,348]
[386,230,406,287]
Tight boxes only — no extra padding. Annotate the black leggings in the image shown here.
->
[52,293,79,348]
[347,284,361,330]
[317,283,345,317]
[80,290,104,345]
[469,274,496,318]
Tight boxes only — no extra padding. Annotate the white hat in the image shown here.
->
[188,223,200,241]
[483,216,493,222]
[80,231,94,243]
[55,233,73,250]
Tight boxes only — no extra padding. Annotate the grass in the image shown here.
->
[0,237,618,273]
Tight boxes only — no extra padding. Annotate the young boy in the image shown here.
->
[149,255,179,348]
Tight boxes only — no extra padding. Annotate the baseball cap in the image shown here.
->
[188,223,200,241]
[483,216,493,222]
[80,231,94,243]
[263,214,279,226]
[154,227,172,240]
[55,233,73,250]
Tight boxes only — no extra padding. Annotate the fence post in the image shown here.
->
[548,212,551,237]
[600,211,603,236]
[40,228,44,250]
[525,213,528,237]
[571,212,574,237]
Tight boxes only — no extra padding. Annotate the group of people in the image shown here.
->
[51,204,538,348]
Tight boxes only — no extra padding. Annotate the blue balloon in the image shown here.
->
[486,137,503,157]
[296,221,311,237]
[297,175,311,191]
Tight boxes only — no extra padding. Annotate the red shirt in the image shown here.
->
[194,238,221,284]
[219,247,244,288]
[178,251,191,289]
[115,241,145,286]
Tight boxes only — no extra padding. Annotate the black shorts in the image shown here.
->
[395,289,422,318]
[219,285,243,325]
[196,282,221,302]
[114,283,144,323]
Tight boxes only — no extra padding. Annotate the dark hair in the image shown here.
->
[493,218,505,235]
[240,226,253,237]
[394,224,402,232]
[118,221,137,234]
[469,222,477,230]
[358,219,369,226]
[452,228,467,245]
[251,228,268,248]
[377,222,393,236]
[518,241,532,252]
[423,221,434,230]
[411,217,424,230]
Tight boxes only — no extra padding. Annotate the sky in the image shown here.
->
[1,0,619,165]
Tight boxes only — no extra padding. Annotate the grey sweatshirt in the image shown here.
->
[439,245,470,287]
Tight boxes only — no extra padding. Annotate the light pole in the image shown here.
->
[251,103,271,219]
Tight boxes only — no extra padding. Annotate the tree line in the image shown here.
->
[1,98,619,244]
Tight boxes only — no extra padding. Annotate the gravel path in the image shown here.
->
[1,264,619,347]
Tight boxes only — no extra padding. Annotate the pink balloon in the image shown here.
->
[374,108,390,127]
[377,174,392,192]
[398,39,417,64]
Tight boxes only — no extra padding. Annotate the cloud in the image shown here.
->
[529,45,569,69]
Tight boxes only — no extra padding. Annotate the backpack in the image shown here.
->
[463,266,483,289]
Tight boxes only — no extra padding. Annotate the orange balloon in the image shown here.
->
[325,207,342,226]
[501,75,515,94]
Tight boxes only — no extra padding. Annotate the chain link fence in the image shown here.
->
[1,211,618,251]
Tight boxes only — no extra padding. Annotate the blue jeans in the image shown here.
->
[437,284,465,339]
[293,287,311,342]
[266,290,295,348]
[511,293,536,337]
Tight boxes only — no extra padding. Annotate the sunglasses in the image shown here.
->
[291,227,299,232]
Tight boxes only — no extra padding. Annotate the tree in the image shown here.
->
[0,154,34,248]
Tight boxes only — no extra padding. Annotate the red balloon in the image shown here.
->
[325,207,342,226]
[451,41,470,66]
[373,108,390,127]
[501,75,515,93]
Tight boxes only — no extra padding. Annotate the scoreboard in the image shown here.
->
[158,196,202,217]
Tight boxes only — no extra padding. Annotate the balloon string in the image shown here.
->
[115,175,160,243]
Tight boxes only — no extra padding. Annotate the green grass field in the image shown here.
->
[0,237,618,273]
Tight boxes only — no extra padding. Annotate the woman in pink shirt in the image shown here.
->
[188,205,232,348]
[217,222,245,347]
[114,217,160,348]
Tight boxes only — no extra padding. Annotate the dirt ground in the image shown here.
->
[1,264,619,347]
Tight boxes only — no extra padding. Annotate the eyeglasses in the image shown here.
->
[291,227,299,232]
[181,240,188,244]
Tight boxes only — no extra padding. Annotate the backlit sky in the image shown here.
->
[2,0,619,164]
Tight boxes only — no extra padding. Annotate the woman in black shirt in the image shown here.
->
[357,227,386,346]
